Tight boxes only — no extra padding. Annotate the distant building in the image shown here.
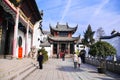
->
[100,32,120,61]
[0,0,43,58]
[40,30,51,57]
[75,39,85,51]
[48,23,79,57]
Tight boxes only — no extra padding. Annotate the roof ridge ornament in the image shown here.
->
[49,23,51,27]
[66,22,68,28]
[76,24,78,27]
[56,22,59,28]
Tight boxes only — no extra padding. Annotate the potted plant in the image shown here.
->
[89,41,116,73]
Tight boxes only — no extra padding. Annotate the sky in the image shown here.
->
[36,0,120,37]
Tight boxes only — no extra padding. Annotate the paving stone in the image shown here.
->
[24,58,120,80]
[1,58,120,80]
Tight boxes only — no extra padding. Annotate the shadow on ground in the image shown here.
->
[95,77,120,80]
[57,65,84,72]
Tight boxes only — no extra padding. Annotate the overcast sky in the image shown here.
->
[36,0,120,37]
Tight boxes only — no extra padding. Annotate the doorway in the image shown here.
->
[61,43,66,51]
[0,5,14,57]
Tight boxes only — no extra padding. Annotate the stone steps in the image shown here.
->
[0,62,31,78]
[0,58,38,80]
[13,64,38,80]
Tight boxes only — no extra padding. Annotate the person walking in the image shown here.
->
[37,51,44,69]
[62,50,65,61]
[80,49,86,63]
[73,52,78,69]
[78,53,82,68]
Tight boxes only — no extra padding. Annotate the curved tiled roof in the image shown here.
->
[20,0,43,25]
[48,36,80,42]
[40,41,50,47]
[100,32,120,39]
[50,23,78,34]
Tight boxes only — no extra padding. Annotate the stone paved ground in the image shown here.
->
[24,58,120,80]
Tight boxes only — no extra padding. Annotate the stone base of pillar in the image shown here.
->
[0,55,4,59]
[0,55,13,59]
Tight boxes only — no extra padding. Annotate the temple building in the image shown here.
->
[48,23,80,57]
[0,0,43,58]
[100,32,120,61]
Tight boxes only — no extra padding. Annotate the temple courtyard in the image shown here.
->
[0,58,120,80]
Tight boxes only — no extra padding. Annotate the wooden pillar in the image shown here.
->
[13,7,19,58]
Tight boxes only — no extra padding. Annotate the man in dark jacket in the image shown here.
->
[37,52,44,69]
[80,49,86,63]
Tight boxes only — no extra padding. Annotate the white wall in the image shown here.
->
[75,44,85,52]
[75,44,89,57]
[101,36,120,60]
[33,21,43,49]
[51,44,53,57]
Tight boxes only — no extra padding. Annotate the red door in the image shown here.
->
[18,47,22,59]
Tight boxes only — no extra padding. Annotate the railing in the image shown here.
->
[86,57,120,74]
[106,60,120,74]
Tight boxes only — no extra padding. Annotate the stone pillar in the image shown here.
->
[51,44,53,57]
[31,30,34,47]
[13,7,19,58]
[68,42,70,54]
[25,20,29,56]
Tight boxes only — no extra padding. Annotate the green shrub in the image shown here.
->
[89,41,116,69]
[38,47,48,62]
[89,41,116,57]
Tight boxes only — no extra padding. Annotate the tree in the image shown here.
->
[96,27,105,40]
[82,24,95,47]
[38,47,48,62]
[89,41,116,73]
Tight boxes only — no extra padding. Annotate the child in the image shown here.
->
[73,52,78,69]
[78,54,82,68]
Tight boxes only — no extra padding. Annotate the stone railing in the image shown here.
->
[106,61,120,74]
[86,57,120,74]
